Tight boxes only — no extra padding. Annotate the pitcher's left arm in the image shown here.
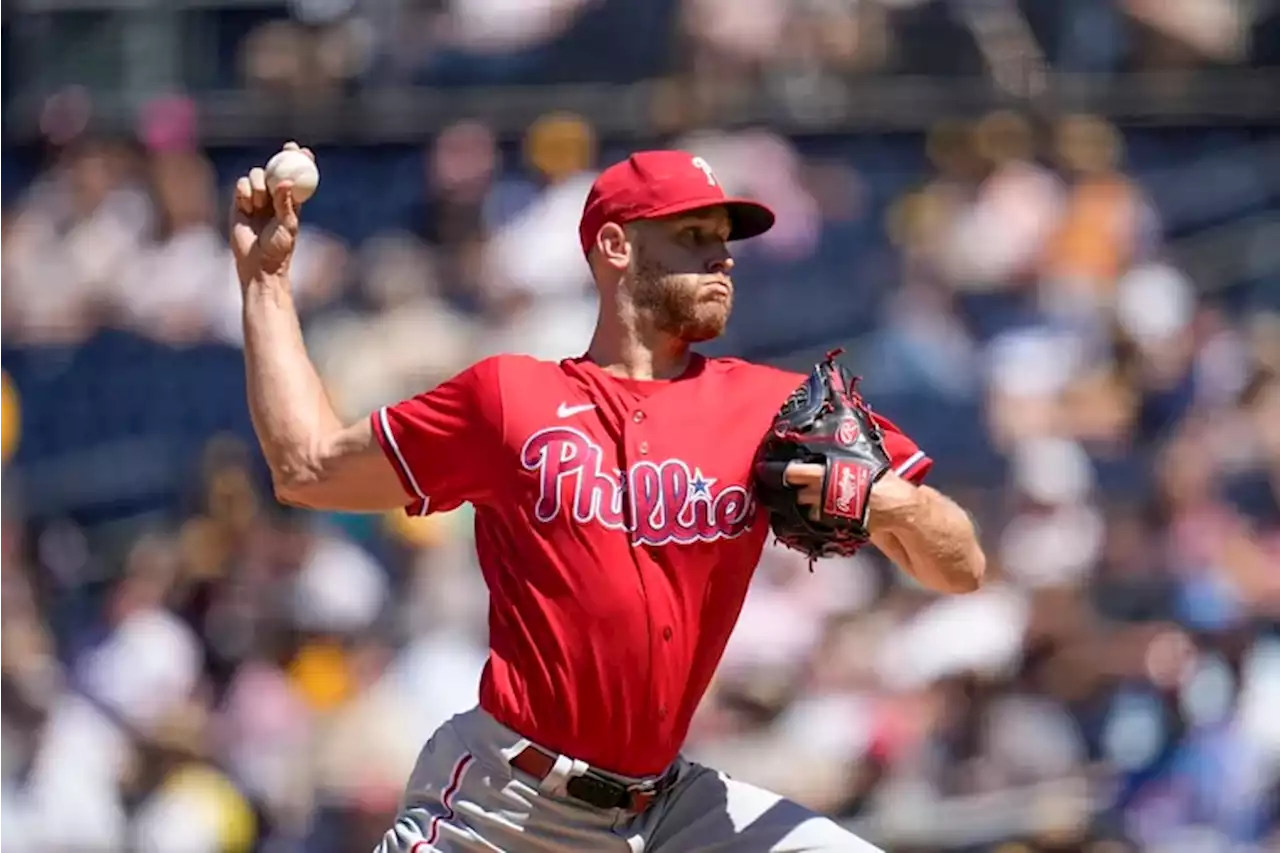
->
[869,472,985,594]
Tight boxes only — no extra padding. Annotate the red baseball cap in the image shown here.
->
[578,150,776,256]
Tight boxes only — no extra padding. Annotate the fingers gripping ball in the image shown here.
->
[754,349,891,565]
[265,149,319,205]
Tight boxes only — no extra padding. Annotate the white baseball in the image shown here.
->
[265,149,319,204]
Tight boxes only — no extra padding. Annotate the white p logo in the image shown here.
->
[690,156,718,187]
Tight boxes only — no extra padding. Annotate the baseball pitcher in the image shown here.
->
[230,144,986,852]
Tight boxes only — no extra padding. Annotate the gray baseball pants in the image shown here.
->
[373,706,883,853]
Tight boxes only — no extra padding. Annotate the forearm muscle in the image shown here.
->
[870,478,985,593]
[241,274,342,488]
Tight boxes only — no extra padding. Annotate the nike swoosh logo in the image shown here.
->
[556,402,597,418]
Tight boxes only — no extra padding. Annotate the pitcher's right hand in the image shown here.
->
[230,141,314,284]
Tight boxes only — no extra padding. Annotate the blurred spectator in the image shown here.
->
[3,139,153,345]
[111,149,235,346]
[944,111,1064,301]
[308,232,474,418]
[1123,0,1250,68]
[478,112,601,360]
[999,437,1106,589]
[239,7,375,98]
[1041,114,1159,326]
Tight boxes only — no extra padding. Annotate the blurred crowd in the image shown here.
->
[3,2,1280,850]
[8,0,1280,112]
[3,103,1279,852]
[143,0,1280,92]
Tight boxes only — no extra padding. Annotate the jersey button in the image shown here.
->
[633,410,645,423]
[662,626,673,641]
[638,441,649,455]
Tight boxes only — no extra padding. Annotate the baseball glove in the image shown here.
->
[754,349,891,563]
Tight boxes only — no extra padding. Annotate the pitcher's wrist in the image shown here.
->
[867,470,918,531]
[240,270,291,292]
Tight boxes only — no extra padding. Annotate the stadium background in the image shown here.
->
[2,1,1279,851]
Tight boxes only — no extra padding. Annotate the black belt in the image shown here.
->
[509,746,674,812]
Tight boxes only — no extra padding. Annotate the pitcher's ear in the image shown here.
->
[596,222,630,271]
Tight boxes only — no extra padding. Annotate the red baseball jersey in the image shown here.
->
[372,354,931,776]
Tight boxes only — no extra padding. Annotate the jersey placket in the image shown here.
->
[620,401,679,732]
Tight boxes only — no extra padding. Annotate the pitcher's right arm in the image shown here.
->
[241,275,404,511]
[232,147,501,514]
[231,145,410,511]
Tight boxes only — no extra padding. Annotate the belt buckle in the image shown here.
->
[565,773,628,810]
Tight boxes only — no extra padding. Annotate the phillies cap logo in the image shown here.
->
[835,418,860,447]
[690,156,718,186]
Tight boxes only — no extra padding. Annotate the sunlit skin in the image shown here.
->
[624,208,737,344]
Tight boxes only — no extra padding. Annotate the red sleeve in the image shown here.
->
[370,357,504,516]
[871,413,932,484]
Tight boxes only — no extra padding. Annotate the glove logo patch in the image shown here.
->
[521,426,757,547]
[824,460,871,523]
[835,418,860,447]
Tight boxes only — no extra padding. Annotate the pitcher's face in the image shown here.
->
[627,206,736,342]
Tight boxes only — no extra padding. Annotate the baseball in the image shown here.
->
[265,148,319,204]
